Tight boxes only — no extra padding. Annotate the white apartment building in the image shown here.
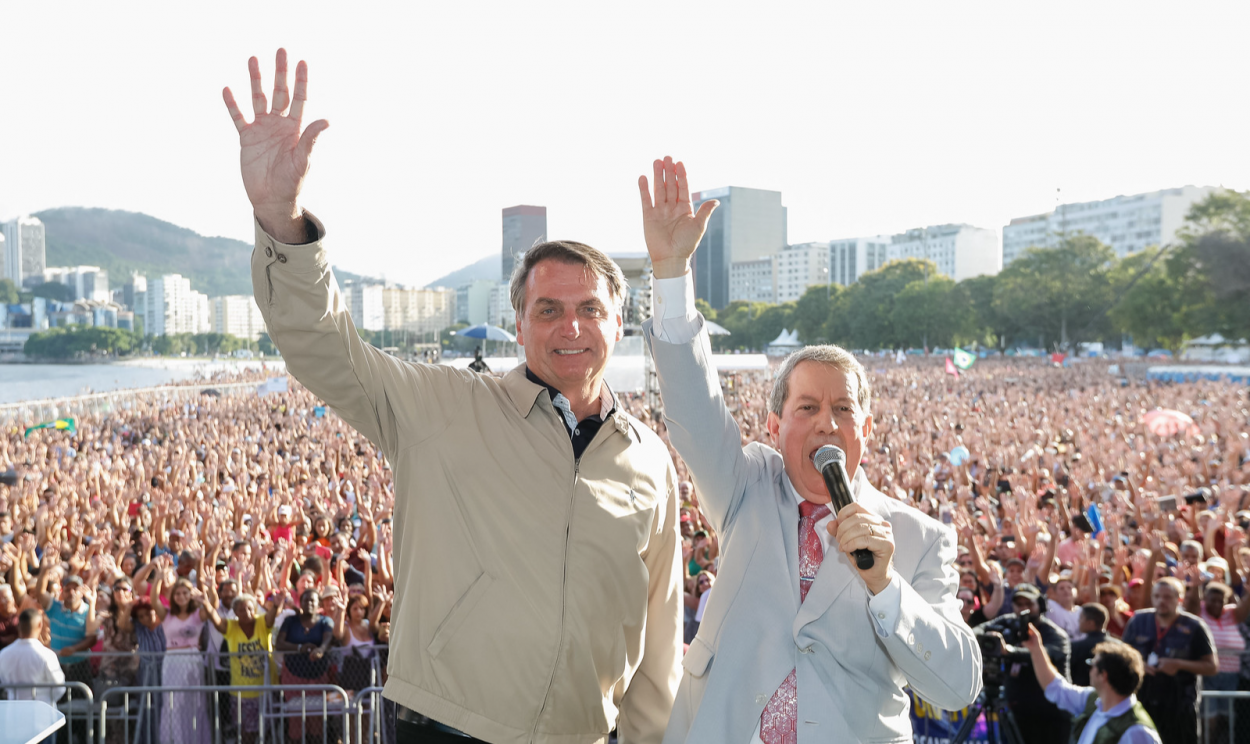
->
[889,224,1000,281]
[774,242,831,304]
[2,216,46,287]
[487,283,516,329]
[382,286,457,336]
[729,257,777,304]
[829,236,893,286]
[211,295,267,340]
[144,274,209,336]
[44,265,110,302]
[342,282,385,332]
[1001,186,1220,266]
[455,280,495,325]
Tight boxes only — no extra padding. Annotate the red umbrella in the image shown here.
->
[1142,408,1199,438]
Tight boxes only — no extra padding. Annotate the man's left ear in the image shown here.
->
[614,311,624,342]
[861,413,874,440]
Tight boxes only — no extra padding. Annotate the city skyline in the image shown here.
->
[2,3,1248,290]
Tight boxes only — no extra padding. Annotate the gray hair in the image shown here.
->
[509,241,627,318]
[768,345,873,417]
[232,593,257,611]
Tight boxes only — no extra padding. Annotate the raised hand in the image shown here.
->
[638,156,719,279]
[223,49,330,242]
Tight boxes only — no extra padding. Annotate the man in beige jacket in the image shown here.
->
[223,50,682,744]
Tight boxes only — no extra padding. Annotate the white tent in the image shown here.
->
[766,328,803,357]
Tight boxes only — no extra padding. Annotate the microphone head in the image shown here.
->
[813,445,846,471]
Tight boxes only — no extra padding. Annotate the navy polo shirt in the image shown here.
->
[1122,609,1215,708]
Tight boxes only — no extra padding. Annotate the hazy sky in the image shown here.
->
[3,2,1248,288]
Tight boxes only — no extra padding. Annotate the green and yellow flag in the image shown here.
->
[24,418,76,438]
[953,347,976,370]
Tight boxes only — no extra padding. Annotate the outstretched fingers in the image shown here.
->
[652,159,666,206]
[289,60,309,124]
[637,176,653,213]
[222,88,247,133]
[675,161,691,205]
[271,48,291,115]
[663,156,677,205]
[248,56,269,117]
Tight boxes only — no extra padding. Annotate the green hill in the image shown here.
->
[35,207,374,297]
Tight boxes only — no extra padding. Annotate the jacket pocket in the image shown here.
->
[682,635,715,678]
[428,571,494,658]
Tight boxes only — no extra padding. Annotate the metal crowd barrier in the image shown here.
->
[99,684,351,744]
[0,681,94,744]
[1201,690,1250,744]
[352,686,388,744]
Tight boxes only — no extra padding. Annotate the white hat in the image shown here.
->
[278,505,292,517]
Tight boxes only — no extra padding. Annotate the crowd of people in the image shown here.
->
[0,356,1247,743]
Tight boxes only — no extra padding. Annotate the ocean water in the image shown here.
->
[0,359,285,404]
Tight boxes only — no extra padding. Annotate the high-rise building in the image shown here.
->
[774,242,832,304]
[691,187,787,309]
[211,295,268,340]
[501,205,547,282]
[1001,186,1220,266]
[144,274,200,336]
[2,216,46,287]
[828,236,893,286]
[729,257,777,304]
[123,272,147,311]
[888,225,1000,282]
[455,280,495,325]
[342,282,385,332]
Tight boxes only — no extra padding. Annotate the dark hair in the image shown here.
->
[1080,602,1109,631]
[304,555,325,576]
[508,240,626,318]
[1205,581,1233,603]
[18,608,40,636]
[1092,641,1145,697]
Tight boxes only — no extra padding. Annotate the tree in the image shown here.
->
[0,278,18,304]
[957,274,1006,349]
[992,235,1117,350]
[24,326,141,359]
[889,277,976,350]
[694,298,717,323]
[1165,191,1250,342]
[793,284,843,344]
[257,332,278,356]
[834,259,933,350]
[1108,248,1186,352]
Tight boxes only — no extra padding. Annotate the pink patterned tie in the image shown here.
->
[760,500,830,744]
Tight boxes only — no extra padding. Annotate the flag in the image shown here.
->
[1051,352,1067,365]
[24,418,76,438]
[945,357,959,377]
[1086,504,1105,537]
[953,347,976,370]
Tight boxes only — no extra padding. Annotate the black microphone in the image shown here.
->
[812,445,874,570]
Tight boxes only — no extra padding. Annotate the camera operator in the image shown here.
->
[1023,624,1161,744]
[976,583,1072,744]
[1122,578,1217,744]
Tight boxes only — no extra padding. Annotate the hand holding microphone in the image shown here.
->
[813,445,895,593]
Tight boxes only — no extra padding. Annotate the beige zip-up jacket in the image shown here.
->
[251,216,682,744]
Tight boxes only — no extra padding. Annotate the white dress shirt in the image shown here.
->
[652,272,903,743]
[0,638,67,704]
[1045,678,1161,744]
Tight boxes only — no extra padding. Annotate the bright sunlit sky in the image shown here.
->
[3,2,1248,287]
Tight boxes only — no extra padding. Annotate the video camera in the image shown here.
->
[977,609,1044,688]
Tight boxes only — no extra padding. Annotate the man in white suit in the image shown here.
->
[638,156,982,744]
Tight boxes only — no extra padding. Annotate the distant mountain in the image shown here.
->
[35,207,377,297]
[425,253,500,289]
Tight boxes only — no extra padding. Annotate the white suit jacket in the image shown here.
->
[646,317,982,744]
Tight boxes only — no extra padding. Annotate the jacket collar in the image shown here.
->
[502,365,631,436]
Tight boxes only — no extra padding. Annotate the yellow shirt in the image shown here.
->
[225,616,272,697]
